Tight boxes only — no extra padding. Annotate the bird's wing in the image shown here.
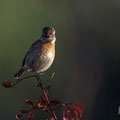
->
[22,39,42,67]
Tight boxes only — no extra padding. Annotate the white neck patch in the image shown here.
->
[40,37,56,43]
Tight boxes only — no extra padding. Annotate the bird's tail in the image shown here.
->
[14,68,26,79]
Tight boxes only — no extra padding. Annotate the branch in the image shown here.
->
[2,75,36,88]
[14,75,36,86]
[35,72,57,120]
[52,103,73,110]
[46,72,55,93]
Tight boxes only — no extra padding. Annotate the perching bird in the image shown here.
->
[14,27,56,79]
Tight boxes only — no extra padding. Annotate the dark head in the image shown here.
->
[41,27,56,43]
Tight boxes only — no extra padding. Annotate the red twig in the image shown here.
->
[35,72,57,120]
[52,103,73,110]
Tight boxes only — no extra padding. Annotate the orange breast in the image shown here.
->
[41,42,55,55]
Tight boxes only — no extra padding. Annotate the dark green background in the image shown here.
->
[0,0,120,120]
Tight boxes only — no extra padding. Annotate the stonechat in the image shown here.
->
[14,27,56,79]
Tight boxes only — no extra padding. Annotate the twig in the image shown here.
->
[52,103,73,110]
[14,75,36,86]
[46,72,55,93]
[35,72,57,120]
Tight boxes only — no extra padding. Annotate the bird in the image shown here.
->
[14,26,56,80]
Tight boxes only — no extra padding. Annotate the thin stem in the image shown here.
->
[14,75,35,86]
[35,72,57,120]
[46,72,55,93]
[52,103,73,110]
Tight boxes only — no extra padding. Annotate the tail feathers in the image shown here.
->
[14,68,26,79]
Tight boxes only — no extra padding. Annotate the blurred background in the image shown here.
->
[0,0,120,120]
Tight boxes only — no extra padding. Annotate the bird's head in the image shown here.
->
[41,27,56,43]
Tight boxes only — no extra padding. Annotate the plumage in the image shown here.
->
[14,27,56,79]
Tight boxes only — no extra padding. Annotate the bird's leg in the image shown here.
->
[35,72,43,88]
